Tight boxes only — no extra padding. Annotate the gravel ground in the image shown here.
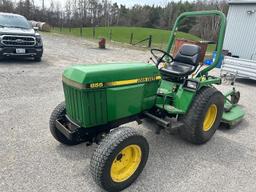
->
[1,33,256,192]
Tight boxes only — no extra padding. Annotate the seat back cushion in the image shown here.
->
[174,44,201,66]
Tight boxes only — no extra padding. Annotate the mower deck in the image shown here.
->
[222,105,245,126]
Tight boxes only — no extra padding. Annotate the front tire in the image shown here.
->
[34,56,42,62]
[90,127,149,192]
[49,102,80,145]
[179,87,224,144]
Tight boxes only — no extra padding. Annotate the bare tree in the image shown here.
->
[0,0,229,37]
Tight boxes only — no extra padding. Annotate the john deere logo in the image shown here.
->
[16,39,24,43]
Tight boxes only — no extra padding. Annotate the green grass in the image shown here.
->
[52,26,215,52]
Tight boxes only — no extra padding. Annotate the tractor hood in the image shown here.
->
[63,63,160,88]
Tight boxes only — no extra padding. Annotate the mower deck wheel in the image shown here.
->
[49,102,80,145]
[231,91,240,105]
[180,87,224,144]
[90,127,149,192]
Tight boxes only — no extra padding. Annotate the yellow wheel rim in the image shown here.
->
[203,104,218,132]
[110,144,142,183]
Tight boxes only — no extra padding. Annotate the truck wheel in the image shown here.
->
[90,127,149,192]
[34,56,42,62]
[49,102,79,145]
[179,87,224,144]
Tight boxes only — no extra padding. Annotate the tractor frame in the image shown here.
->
[49,10,245,192]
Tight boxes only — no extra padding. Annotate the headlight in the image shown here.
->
[184,80,199,90]
[35,35,43,46]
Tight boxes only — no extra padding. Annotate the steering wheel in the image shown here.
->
[150,49,174,68]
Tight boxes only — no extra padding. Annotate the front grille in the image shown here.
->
[63,83,108,128]
[1,35,36,47]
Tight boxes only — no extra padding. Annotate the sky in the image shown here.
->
[32,0,184,8]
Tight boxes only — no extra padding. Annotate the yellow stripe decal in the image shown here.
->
[63,75,161,89]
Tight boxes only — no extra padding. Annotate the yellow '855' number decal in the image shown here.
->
[90,83,104,88]
[88,76,161,89]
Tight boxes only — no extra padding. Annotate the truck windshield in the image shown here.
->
[0,14,31,29]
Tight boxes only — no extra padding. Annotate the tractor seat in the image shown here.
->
[160,44,201,78]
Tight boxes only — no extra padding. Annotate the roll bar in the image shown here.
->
[165,10,227,77]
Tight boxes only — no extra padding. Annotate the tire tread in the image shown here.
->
[49,102,79,145]
[90,127,147,191]
[180,86,224,144]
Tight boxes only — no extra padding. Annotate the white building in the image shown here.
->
[224,0,256,60]
[222,0,256,80]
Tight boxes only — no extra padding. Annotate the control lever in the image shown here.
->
[149,57,157,64]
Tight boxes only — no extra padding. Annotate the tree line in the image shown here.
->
[0,0,229,40]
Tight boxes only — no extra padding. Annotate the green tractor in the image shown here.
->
[50,11,245,192]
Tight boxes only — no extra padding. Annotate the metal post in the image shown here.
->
[148,35,152,48]
[130,32,134,44]
[80,27,83,37]
[60,12,63,32]
[160,35,164,49]
[93,27,96,39]
[109,29,112,41]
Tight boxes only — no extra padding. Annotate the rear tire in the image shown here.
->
[34,56,42,62]
[90,127,149,192]
[179,87,224,144]
[49,102,80,145]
